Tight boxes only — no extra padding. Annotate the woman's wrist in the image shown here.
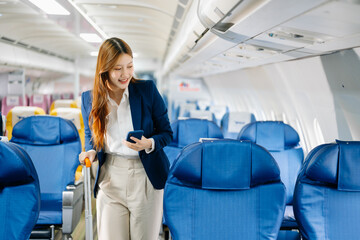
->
[146,138,153,149]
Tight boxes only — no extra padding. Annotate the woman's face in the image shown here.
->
[108,53,134,91]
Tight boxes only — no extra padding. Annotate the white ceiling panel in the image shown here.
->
[74,0,188,64]
[0,0,96,60]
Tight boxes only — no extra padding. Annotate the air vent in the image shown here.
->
[17,42,29,48]
[0,35,73,62]
[172,19,180,29]
[179,0,189,5]
[175,5,185,19]
[30,46,40,51]
[1,36,16,43]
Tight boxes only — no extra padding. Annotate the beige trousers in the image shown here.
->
[96,154,163,240]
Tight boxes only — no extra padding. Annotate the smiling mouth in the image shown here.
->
[119,78,129,83]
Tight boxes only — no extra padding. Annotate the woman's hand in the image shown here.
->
[123,136,152,152]
[79,150,97,165]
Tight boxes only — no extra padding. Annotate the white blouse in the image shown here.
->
[100,87,154,156]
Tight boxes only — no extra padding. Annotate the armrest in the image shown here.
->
[62,183,84,234]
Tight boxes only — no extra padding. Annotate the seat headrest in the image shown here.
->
[53,99,78,108]
[11,115,79,145]
[189,110,214,121]
[50,107,82,130]
[0,141,35,186]
[305,140,360,191]
[239,121,299,150]
[171,119,223,148]
[221,112,256,133]
[171,139,280,190]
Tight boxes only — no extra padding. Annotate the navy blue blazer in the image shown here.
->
[81,80,173,197]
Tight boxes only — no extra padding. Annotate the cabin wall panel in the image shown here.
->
[204,48,360,151]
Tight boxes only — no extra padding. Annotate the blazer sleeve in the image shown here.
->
[81,91,94,151]
[149,81,173,152]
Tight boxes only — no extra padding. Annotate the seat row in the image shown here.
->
[0,116,83,239]
[1,95,79,116]
[2,104,85,150]
[2,116,359,239]
[163,119,359,239]
[164,138,360,240]
[171,101,257,139]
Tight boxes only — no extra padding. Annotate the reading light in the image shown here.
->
[28,0,70,15]
[268,31,325,44]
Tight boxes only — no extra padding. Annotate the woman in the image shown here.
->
[78,37,173,240]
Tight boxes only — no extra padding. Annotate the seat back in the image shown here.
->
[0,141,41,239]
[6,106,46,140]
[50,99,78,112]
[10,115,81,225]
[49,93,61,107]
[164,139,286,240]
[238,121,303,205]
[293,140,360,240]
[221,111,256,139]
[50,107,85,150]
[206,105,228,126]
[195,99,210,110]
[29,94,48,113]
[61,92,74,100]
[164,119,223,166]
[1,95,28,116]
[177,102,197,118]
[170,119,223,148]
[189,109,215,121]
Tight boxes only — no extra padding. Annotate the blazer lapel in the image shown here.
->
[128,82,142,130]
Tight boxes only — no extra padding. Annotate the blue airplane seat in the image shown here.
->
[293,140,360,240]
[238,121,303,229]
[221,111,256,139]
[10,115,83,239]
[0,141,41,239]
[164,139,286,240]
[163,118,223,166]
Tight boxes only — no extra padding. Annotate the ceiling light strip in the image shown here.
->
[28,0,70,15]
[67,0,109,40]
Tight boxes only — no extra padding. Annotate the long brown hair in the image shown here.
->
[90,37,136,150]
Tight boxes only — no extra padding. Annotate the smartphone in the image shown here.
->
[126,130,144,143]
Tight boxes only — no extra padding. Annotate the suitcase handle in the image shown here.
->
[83,157,93,240]
[85,157,92,168]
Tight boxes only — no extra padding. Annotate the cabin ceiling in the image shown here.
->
[0,0,191,74]
[0,0,359,78]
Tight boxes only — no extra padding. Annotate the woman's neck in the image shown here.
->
[109,88,125,105]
